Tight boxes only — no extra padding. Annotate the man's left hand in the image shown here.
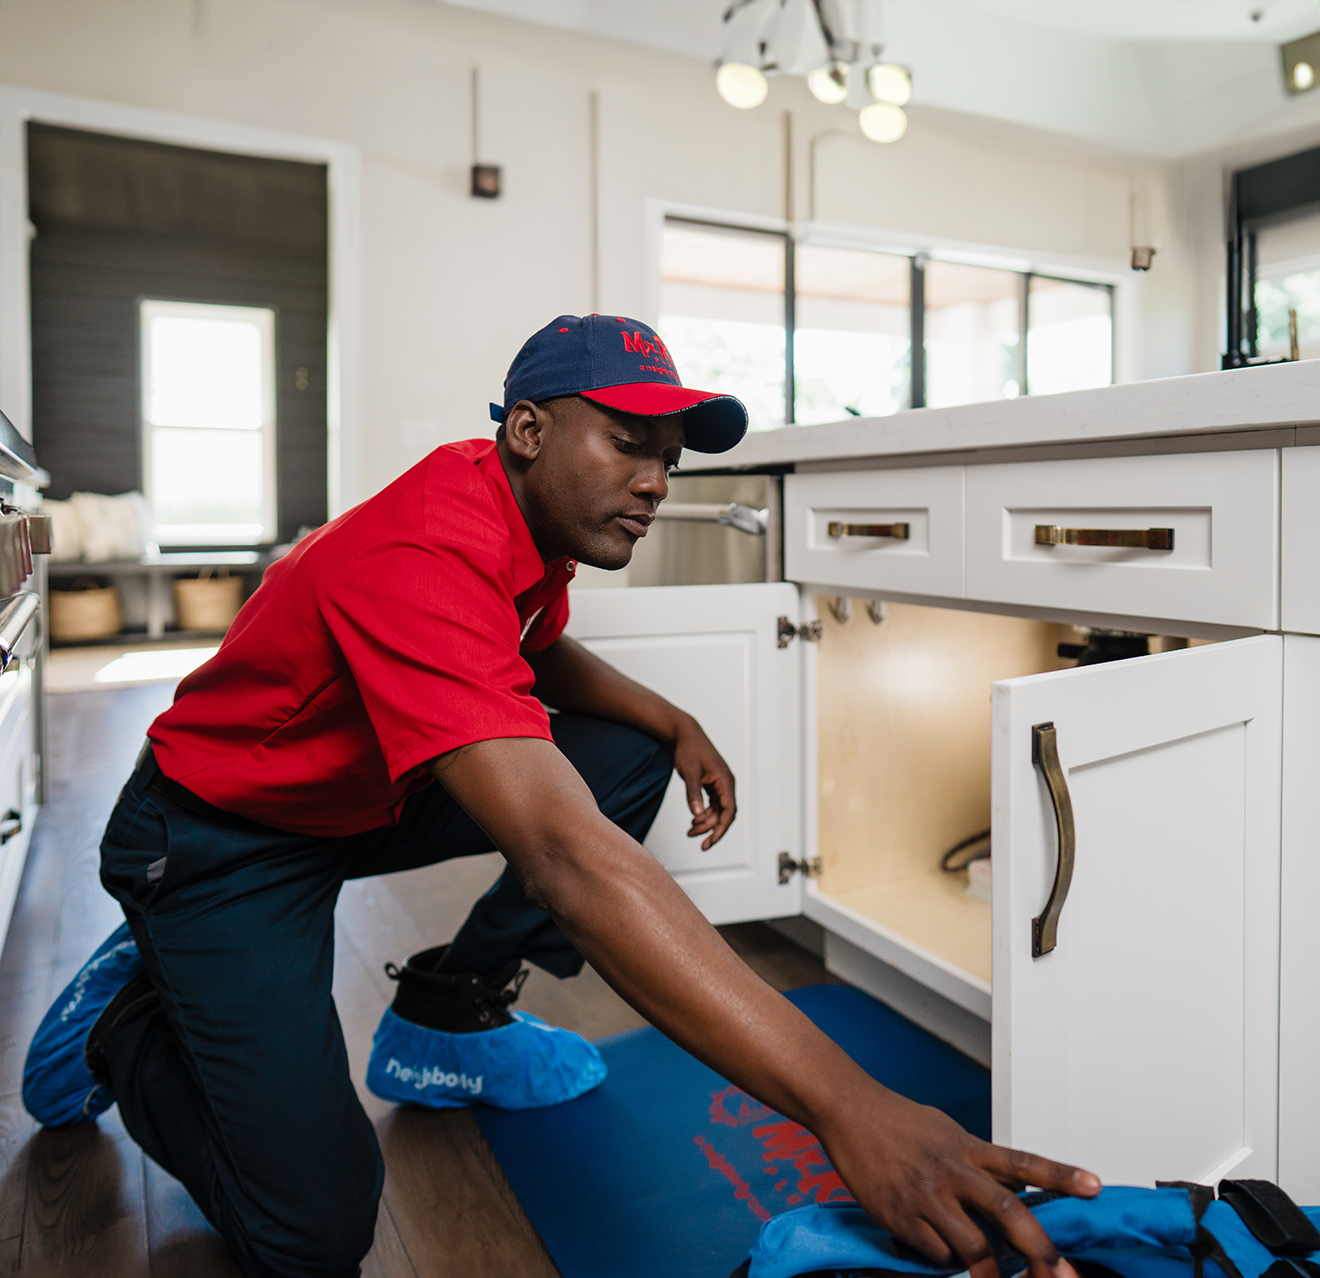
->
[671,714,736,849]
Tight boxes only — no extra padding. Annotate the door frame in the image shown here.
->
[0,84,363,517]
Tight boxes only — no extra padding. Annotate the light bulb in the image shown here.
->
[1294,60,1315,91]
[807,63,849,105]
[716,62,770,109]
[867,63,912,106]
[859,102,908,143]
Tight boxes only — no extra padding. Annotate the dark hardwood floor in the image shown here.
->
[0,683,838,1276]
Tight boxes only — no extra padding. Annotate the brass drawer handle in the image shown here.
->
[827,521,910,540]
[1031,722,1075,958]
[1035,524,1174,550]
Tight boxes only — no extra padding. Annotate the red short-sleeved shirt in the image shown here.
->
[147,439,575,837]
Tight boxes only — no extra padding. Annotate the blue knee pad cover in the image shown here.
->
[365,1007,607,1110]
[22,921,144,1128]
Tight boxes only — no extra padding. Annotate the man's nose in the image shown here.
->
[633,459,668,501]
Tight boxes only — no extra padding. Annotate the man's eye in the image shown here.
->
[613,437,641,454]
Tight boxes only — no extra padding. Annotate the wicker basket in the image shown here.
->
[49,579,122,642]
[172,570,245,633]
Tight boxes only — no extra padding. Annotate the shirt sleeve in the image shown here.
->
[318,535,553,783]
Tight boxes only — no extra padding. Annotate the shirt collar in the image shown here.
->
[464,438,556,596]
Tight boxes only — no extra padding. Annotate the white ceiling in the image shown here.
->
[440,0,1320,157]
[962,1,1320,42]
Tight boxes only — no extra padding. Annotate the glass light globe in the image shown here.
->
[716,62,770,109]
[867,63,912,106]
[859,102,908,143]
[807,63,849,105]
[1294,60,1315,91]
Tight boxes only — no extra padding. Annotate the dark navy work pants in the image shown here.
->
[97,714,673,1278]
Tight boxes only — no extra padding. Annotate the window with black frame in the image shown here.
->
[659,216,1114,429]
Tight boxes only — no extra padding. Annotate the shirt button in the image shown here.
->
[566,560,576,571]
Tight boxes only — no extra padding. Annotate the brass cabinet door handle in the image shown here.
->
[1035,524,1174,550]
[1031,722,1075,958]
[828,521,910,540]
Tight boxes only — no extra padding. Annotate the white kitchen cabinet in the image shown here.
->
[0,659,37,960]
[570,571,1289,1186]
[1281,447,1320,636]
[1278,633,1320,1202]
[992,636,1282,1185]
[565,582,807,925]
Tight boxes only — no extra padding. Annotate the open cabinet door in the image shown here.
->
[992,636,1282,1186]
[565,582,806,924]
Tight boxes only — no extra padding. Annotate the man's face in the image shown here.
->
[501,395,684,571]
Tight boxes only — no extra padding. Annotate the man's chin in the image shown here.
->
[573,539,635,573]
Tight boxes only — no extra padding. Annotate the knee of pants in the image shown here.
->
[634,728,675,798]
[242,1128,383,1278]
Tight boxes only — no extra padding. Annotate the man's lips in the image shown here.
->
[615,512,654,538]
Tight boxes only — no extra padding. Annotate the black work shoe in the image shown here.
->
[384,945,528,1034]
[83,970,159,1085]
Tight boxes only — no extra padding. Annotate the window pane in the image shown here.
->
[1027,278,1113,395]
[924,262,1022,409]
[659,222,786,432]
[1253,209,1320,355]
[144,308,270,430]
[151,427,265,544]
[794,245,910,424]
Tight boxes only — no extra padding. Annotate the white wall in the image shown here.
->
[0,0,1201,503]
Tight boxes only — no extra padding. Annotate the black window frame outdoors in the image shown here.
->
[662,216,1116,424]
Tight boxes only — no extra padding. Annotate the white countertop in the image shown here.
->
[683,359,1320,472]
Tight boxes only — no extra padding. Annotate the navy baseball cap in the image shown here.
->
[490,314,748,453]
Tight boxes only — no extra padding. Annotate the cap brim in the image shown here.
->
[581,383,748,454]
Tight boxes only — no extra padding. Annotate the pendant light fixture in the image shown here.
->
[717,62,771,108]
[715,0,911,143]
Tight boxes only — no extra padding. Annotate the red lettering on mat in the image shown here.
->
[693,1136,772,1223]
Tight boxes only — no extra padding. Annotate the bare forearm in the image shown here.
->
[525,794,862,1133]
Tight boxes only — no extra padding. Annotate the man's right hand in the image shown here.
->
[428,735,1098,1276]
[819,1079,1097,1278]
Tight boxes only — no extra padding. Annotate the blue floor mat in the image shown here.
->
[473,983,990,1278]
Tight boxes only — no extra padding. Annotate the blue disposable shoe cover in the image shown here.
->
[22,921,143,1128]
[743,1186,1320,1278]
[366,1006,607,1110]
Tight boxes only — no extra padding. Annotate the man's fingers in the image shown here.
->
[962,1172,1075,1278]
[985,1146,1100,1198]
[681,765,705,817]
[701,774,737,849]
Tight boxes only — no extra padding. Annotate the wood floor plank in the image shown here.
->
[19,1123,148,1277]
[719,921,842,994]
[141,1158,240,1278]
[0,1099,36,1244]
[376,1107,559,1278]
[0,1235,20,1275]
[0,967,55,1102]
[361,1197,419,1278]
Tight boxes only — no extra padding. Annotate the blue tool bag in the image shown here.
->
[731,1180,1320,1278]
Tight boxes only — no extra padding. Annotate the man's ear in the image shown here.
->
[503,400,547,462]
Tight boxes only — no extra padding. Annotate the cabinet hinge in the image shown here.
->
[778,852,822,884]
[777,616,823,649]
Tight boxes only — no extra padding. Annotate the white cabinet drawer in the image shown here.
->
[965,451,1278,629]
[784,466,965,599]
